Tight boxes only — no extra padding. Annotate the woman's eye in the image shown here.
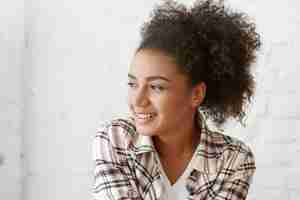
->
[150,85,164,92]
[127,82,137,88]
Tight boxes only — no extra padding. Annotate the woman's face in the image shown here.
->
[128,49,203,137]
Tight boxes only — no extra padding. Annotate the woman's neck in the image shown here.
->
[153,118,200,159]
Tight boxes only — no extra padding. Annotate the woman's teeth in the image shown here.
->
[135,113,156,120]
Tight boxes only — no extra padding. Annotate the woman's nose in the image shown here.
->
[132,87,149,107]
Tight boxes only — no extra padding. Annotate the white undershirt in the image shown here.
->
[156,151,197,200]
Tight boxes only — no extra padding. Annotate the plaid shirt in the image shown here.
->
[92,112,256,200]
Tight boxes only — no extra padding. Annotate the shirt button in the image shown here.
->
[127,188,138,198]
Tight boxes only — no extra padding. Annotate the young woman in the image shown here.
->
[93,0,261,199]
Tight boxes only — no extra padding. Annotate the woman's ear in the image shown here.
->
[192,82,206,108]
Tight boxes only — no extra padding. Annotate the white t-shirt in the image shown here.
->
[156,151,197,200]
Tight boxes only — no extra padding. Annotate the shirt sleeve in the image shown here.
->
[212,147,256,200]
[92,123,139,200]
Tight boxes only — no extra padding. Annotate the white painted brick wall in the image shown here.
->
[1,0,298,199]
[0,0,24,199]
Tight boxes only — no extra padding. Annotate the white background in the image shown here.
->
[1,0,300,199]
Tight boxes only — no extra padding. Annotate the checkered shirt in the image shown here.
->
[92,112,256,200]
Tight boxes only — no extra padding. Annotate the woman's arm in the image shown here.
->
[92,124,139,200]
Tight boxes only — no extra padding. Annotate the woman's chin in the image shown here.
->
[136,126,156,136]
[134,116,159,135]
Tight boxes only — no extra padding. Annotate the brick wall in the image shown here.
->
[0,0,24,199]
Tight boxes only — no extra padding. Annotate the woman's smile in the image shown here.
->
[133,112,157,124]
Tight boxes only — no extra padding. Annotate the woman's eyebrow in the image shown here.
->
[128,73,171,82]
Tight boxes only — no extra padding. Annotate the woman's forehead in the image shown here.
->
[129,49,184,79]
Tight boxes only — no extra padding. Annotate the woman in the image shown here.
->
[93,0,261,199]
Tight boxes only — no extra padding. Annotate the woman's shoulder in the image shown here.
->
[95,116,137,148]
[205,127,255,162]
[199,127,255,176]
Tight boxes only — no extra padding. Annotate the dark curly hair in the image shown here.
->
[136,0,261,127]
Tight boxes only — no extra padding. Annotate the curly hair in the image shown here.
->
[136,0,261,127]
